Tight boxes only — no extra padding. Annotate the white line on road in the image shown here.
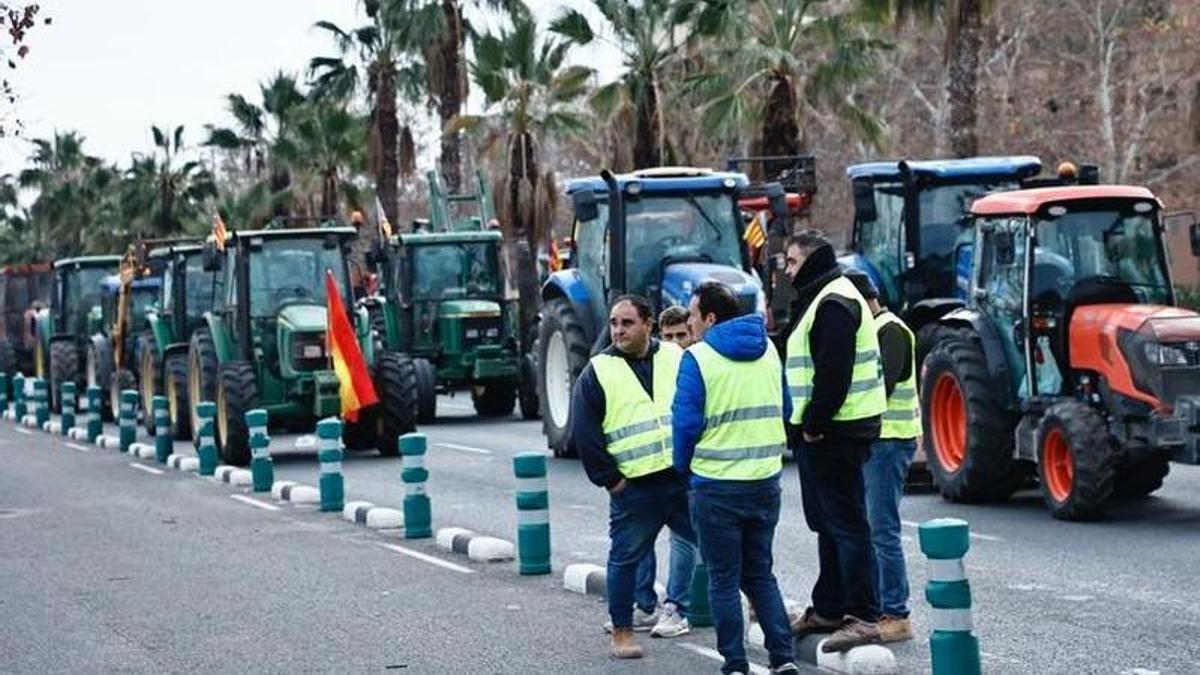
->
[677,643,768,675]
[377,542,474,574]
[128,462,164,475]
[901,519,1003,542]
[65,442,90,452]
[230,495,281,511]
[14,427,32,435]
[435,442,492,455]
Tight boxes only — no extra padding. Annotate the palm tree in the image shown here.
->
[122,125,218,240]
[18,131,117,257]
[282,104,367,220]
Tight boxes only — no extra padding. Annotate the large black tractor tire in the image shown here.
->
[109,368,137,424]
[216,361,257,466]
[343,405,380,451]
[921,337,1024,502]
[49,339,80,414]
[537,298,590,458]
[473,378,517,417]
[188,329,219,448]
[518,350,540,420]
[0,338,16,380]
[375,351,418,457]
[138,333,161,435]
[414,357,437,424]
[1113,453,1171,498]
[1035,400,1116,520]
[367,303,387,355]
[86,340,114,421]
[164,353,191,440]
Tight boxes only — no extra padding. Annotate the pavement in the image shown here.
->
[5,394,1200,673]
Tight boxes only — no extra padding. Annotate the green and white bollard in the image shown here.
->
[60,381,76,435]
[247,409,273,492]
[153,396,171,463]
[196,401,218,476]
[688,562,713,627]
[119,389,138,453]
[317,417,344,512]
[86,386,102,443]
[33,378,48,428]
[919,518,982,675]
[513,452,550,575]
[400,433,431,539]
[12,373,26,420]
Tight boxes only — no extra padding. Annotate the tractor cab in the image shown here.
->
[35,255,120,410]
[95,271,162,417]
[0,262,52,377]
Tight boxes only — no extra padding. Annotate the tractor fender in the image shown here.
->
[904,298,965,334]
[202,312,236,365]
[939,307,1016,409]
[145,312,173,359]
[541,270,598,346]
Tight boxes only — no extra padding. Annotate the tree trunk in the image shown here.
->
[507,131,540,345]
[632,76,662,169]
[759,72,801,179]
[373,55,400,232]
[946,0,982,157]
[438,0,464,192]
[320,169,337,221]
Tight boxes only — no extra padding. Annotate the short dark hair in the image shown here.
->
[658,305,689,327]
[786,230,830,257]
[845,271,879,300]
[693,281,741,324]
[610,294,653,321]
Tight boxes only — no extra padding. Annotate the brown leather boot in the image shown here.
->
[610,627,645,659]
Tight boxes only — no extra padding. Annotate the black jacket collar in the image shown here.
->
[789,244,843,322]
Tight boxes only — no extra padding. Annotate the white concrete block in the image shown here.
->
[814,642,898,674]
[293,435,317,450]
[271,480,296,500]
[436,527,473,550]
[343,501,375,523]
[364,508,403,529]
[288,486,320,504]
[563,563,605,595]
[229,469,252,486]
[467,536,515,562]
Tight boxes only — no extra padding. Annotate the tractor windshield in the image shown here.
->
[1034,205,1171,306]
[624,193,742,296]
[248,238,349,317]
[410,242,498,300]
[130,285,158,332]
[62,266,111,334]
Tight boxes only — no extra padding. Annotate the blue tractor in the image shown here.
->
[535,167,787,457]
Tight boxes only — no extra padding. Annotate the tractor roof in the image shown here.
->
[566,168,749,195]
[0,262,52,275]
[398,230,502,245]
[148,243,204,259]
[970,185,1160,215]
[230,226,357,241]
[54,255,121,270]
[846,156,1042,182]
[100,275,161,293]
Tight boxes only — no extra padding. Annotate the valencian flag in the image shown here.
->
[324,270,378,422]
[743,211,767,250]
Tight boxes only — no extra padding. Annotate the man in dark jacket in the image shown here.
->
[784,231,886,652]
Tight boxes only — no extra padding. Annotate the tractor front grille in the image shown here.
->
[462,317,502,350]
[290,332,328,372]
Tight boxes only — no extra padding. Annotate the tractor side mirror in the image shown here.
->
[852,180,877,223]
[201,241,222,272]
[572,190,599,223]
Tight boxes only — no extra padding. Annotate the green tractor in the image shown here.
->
[33,256,121,412]
[137,240,216,438]
[189,226,417,465]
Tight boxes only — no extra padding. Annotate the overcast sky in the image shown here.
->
[0,0,616,182]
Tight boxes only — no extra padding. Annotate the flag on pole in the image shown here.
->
[374,195,393,239]
[213,213,229,251]
[743,211,767,250]
[324,270,378,422]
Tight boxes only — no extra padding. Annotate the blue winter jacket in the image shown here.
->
[671,314,792,486]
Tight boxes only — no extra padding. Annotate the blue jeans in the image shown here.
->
[634,531,697,613]
[864,438,916,618]
[607,477,696,628]
[691,478,794,673]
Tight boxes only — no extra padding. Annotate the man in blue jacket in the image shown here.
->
[673,281,798,675]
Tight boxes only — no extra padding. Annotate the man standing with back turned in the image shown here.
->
[783,231,887,652]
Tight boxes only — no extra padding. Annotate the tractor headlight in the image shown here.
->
[1144,342,1189,366]
[466,328,479,339]
[293,342,326,361]
[485,327,499,338]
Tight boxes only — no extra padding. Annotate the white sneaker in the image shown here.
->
[650,602,690,638]
[604,605,659,633]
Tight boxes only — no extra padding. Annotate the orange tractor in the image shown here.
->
[922,185,1200,519]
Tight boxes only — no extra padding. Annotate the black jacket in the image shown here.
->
[571,339,681,489]
[785,244,882,442]
[876,311,913,398]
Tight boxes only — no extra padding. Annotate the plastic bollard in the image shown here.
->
[33,378,48,428]
[153,395,171,463]
[247,408,273,492]
[119,389,138,453]
[317,418,344,512]
[688,562,714,627]
[12,373,25,419]
[512,452,550,575]
[919,518,982,675]
[400,433,431,539]
[60,381,76,435]
[86,386,102,443]
[196,401,218,476]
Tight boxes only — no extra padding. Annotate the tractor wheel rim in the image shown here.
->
[931,373,967,473]
[216,382,227,448]
[545,331,570,429]
[189,354,201,435]
[167,372,178,427]
[140,353,154,415]
[35,341,44,378]
[1043,428,1073,503]
[110,384,120,421]
[86,350,97,388]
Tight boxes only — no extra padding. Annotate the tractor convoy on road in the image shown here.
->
[4,155,1199,521]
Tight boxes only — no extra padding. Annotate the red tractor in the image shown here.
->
[0,262,53,378]
[922,185,1200,519]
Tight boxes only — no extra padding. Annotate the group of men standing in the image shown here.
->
[571,230,921,674]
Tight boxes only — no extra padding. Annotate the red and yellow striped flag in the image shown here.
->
[743,211,767,250]
[325,270,378,422]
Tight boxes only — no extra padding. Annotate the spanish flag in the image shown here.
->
[743,211,767,250]
[325,270,378,422]
[213,213,229,251]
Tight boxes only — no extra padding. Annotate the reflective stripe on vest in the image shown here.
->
[786,275,886,424]
[876,311,922,439]
[591,342,682,479]
[688,339,786,480]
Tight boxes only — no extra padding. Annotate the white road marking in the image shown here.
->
[377,542,473,574]
[677,643,768,675]
[901,519,1003,542]
[14,427,32,435]
[435,442,491,455]
[65,442,90,452]
[128,463,164,475]
[230,495,281,511]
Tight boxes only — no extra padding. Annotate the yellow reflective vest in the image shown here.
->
[876,311,921,439]
[591,341,682,479]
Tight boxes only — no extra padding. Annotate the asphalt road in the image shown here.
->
[8,396,1200,674]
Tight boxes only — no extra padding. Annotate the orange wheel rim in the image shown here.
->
[931,373,967,473]
[1042,428,1073,503]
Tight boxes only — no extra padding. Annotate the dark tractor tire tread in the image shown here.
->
[414,358,437,424]
[474,379,517,417]
[216,361,257,466]
[376,351,418,457]
[49,339,80,414]
[164,353,191,440]
[138,333,160,435]
[1036,400,1117,520]
[109,369,137,424]
[188,329,219,447]
[1114,454,1170,498]
[537,298,590,459]
[921,336,1025,502]
[518,351,540,420]
[0,339,16,379]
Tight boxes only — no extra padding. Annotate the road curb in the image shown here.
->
[130,442,156,460]
[341,501,404,529]
[434,527,515,562]
[563,563,606,596]
[793,635,898,674]
[213,465,253,486]
[96,434,119,449]
[67,427,86,440]
[271,480,320,504]
[166,454,199,472]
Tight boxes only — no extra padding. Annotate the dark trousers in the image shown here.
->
[795,438,880,622]
[692,478,794,673]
